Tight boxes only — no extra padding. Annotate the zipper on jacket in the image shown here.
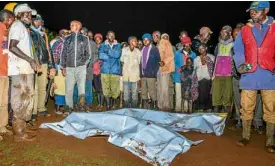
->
[74,33,78,67]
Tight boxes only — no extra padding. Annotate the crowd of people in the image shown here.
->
[0,1,274,153]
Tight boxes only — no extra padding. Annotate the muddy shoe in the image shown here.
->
[0,127,13,136]
[38,111,51,118]
[0,136,3,141]
[13,119,37,142]
[266,146,275,153]
[14,133,36,142]
[255,126,264,135]
[236,138,250,147]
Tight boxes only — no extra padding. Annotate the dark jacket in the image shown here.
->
[86,40,98,80]
[61,32,91,68]
[30,29,49,64]
[141,44,160,78]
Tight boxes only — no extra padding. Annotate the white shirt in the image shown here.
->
[194,54,215,81]
[120,47,141,82]
[8,20,34,76]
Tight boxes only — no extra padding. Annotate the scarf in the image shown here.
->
[30,25,44,36]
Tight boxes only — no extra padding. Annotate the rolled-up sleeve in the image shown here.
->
[233,32,246,68]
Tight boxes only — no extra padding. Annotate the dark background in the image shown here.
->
[1,1,274,44]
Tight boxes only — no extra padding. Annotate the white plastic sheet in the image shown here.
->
[40,109,227,166]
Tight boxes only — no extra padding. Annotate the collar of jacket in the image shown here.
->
[104,39,118,45]
[247,16,274,27]
[220,37,233,45]
[30,25,44,36]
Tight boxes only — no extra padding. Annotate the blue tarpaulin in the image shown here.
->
[40,109,227,166]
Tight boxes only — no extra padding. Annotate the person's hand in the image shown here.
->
[30,60,41,72]
[62,68,66,76]
[238,64,248,74]
[52,83,57,89]
[159,61,165,67]
[212,75,215,81]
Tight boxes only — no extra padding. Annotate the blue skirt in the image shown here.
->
[55,95,65,106]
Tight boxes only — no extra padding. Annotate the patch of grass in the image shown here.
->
[0,139,140,166]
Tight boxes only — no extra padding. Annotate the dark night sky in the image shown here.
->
[1,1,275,44]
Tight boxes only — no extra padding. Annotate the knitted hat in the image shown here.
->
[142,33,152,41]
[180,36,192,45]
[94,33,103,40]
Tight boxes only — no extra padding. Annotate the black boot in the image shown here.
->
[213,105,222,113]
[106,97,111,110]
[142,99,148,109]
[132,100,138,108]
[8,103,13,126]
[96,94,101,108]
[124,100,129,108]
[153,101,158,109]
[112,98,118,109]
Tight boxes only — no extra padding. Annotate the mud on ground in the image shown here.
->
[1,99,275,166]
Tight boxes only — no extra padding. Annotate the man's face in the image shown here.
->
[107,32,115,43]
[70,22,81,33]
[143,38,151,47]
[220,29,231,41]
[138,40,143,49]
[33,20,41,28]
[233,28,240,40]
[179,33,187,40]
[250,9,267,23]
[201,33,211,42]
[198,46,207,55]
[21,12,32,25]
[130,38,138,48]
[88,32,93,39]
[162,35,169,40]
[7,16,15,28]
[182,43,190,51]
[152,33,160,43]
[95,37,102,45]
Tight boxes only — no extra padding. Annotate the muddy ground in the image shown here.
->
[1,99,275,166]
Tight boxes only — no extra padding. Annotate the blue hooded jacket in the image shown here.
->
[173,50,196,83]
[99,41,122,75]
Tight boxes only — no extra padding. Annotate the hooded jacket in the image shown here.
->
[98,40,122,75]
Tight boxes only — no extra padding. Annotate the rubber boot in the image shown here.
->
[8,103,13,127]
[213,105,222,113]
[153,100,157,109]
[106,97,111,110]
[142,99,148,109]
[124,100,129,108]
[99,94,104,110]
[183,99,188,113]
[112,98,117,109]
[132,100,138,108]
[188,100,193,114]
[96,94,101,109]
[12,119,36,142]
[266,122,275,153]
[236,120,252,147]
[119,92,123,108]
[78,94,86,112]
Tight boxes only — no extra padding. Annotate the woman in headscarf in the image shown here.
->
[157,33,175,111]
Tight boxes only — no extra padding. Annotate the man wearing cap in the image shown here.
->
[175,30,189,51]
[173,36,196,112]
[88,31,93,41]
[61,20,91,113]
[141,33,160,109]
[99,31,122,110]
[8,3,40,142]
[0,9,15,136]
[234,1,275,153]
[93,33,104,109]
[120,36,141,108]
[30,13,52,119]
[212,25,234,113]
[192,26,215,54]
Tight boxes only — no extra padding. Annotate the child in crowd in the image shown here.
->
[50,64,66,115]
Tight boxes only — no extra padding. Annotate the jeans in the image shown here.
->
[123,81,138,107]
[73,79,93,105]
[65,65,86,108]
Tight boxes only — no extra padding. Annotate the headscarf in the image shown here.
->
[142,33,152,41]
